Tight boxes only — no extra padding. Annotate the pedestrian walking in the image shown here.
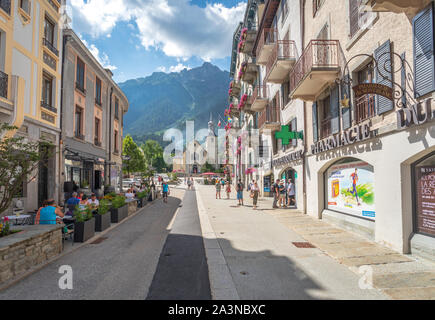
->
[287,179,296,207]
[251,181,259,210]
[237,179,244,206]
[272,179,280,208]
[187,178,192,190]
[225,181,231,199]
[162,181,170,203]
[215,180,222,199]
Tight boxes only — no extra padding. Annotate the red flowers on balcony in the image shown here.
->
[238,62,248,81]
[238,94,248,111]
[238,40,246,53]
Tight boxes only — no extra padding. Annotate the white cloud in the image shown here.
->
[80,37,118,71]
[69,0,246,61]
[156,63,191,73]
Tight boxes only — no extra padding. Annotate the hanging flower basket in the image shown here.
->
[240,28,248,42]
[237,40,246,53]
[238,62,247,81]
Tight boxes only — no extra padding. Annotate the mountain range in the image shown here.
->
[118,62,230,144]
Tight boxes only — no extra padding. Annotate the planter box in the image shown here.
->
[94,212,111,232]
[111,205,128,223]
[74,218,96,243]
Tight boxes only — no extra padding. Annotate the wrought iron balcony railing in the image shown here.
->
[43,38,59,57]
[265,40,297,83]
[256,28,276,64]
[0,70,8,99]
[41,101,57,114]
[258,103,280,131]
[289,40,343,97]
[75,132,85,140]
[0,0,11,15]
[75,82,86,95]
[250,85,269,111]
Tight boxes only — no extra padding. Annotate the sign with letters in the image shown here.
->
[397,99,433,129]
[311,123,374,155]
[353,83,393,101]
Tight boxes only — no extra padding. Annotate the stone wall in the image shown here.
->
[0,225,63,285]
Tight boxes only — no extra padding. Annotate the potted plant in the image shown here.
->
[74,206,95,243]
[136,189,150,208]
[110,195,128,223]
[95,199,111,232]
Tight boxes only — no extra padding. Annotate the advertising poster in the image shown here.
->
[326,161,375,220]
[415,166,435,236]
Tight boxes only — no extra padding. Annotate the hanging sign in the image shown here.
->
[353,83,393,101]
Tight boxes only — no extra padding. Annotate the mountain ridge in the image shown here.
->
[119,62,230,140]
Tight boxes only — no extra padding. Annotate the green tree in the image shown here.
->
[141,140,163,168]
[201,161,214,173]
[122,135,145,176]
[0,124,54,215]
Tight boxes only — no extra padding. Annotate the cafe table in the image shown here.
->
[5,215,32,226]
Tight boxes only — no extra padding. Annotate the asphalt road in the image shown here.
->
[0,189,210,300]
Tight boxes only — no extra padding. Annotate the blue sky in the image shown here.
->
[68,0,247,83]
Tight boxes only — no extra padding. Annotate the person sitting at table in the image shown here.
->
[79,195,90,210]
[125,188,135,200]
[36,199,64,225]
[87,193,99,207]
[78,192,84,200]
[65,192,80,216]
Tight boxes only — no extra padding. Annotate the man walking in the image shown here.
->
[287,179,296,207]
[237,179,244,206]
[272,179,280,209]
[215,179,222,199]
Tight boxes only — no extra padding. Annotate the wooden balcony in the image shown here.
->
[256,28,276,65]
[250,85,268,112]
[289,40,343,101]
[258,103,281,133]
[265,40,297,84]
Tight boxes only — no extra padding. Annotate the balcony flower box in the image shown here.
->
[238,94,248,110]
[238,40,246,53]
[238,62,248,80]
[240,28,248,42]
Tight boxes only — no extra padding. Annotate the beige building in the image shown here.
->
[231,0,435,260]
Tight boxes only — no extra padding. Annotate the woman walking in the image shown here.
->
[251,181,260,210]
[215,180,222,199]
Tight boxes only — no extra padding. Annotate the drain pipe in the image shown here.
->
[301,0,308,216]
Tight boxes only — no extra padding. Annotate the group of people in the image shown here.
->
[214,179,261,210]
[271,179,296,209]
[186,177,195,190]
[214,177,296,210]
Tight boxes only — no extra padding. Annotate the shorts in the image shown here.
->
[163,191,168,198]
[279,194,286,200]
[237,191,243,200]
[288,195,295,200]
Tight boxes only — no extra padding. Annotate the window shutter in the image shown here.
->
[413,4,435,98]
[375,40,394,114]
[330,85,340,134]
[401,52,407,106]
[292,118,297,147]
[341,75,352,129]
[312,102,318,142]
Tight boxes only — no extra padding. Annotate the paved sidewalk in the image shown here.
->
[251,192,435,300]
[196,184,388,300]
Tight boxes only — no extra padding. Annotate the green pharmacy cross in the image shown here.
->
[275,126,304,145]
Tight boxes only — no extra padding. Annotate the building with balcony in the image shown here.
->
[0,0,65,215]
[300,0,435,258]
[61,29,129,198]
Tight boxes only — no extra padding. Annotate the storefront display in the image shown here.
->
[415,154,435,237]
[326,159,375,220]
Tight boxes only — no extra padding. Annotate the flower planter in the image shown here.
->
[111,205,128,223]
[74,218,96,243]
[94,213,111,232]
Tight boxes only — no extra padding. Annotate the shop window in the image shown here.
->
[414,152,435,237]
[325,158,375,220]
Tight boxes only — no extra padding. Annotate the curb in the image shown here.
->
[195,187,240,300]
[0,200,157,293]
